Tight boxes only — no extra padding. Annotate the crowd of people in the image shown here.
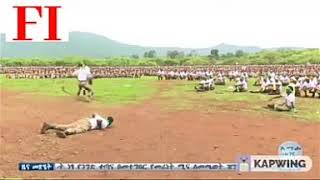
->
[1,64,319,114]
[154,66,320,100]
[1,65,320,99]
[191,70,319,113]
[2,64,320,80]
[191,69,320,98]
[1,66,149,79]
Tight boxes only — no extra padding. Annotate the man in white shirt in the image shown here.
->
[180,71,187,80]
[299,78,314,97]
[40,113,114,138]
[195,78,214,92]
[216,73,226,85]
[203,78,214,90]
[157,69,164,80]
[268,86,296,112]
[168,71,174,80]
[73,63,93,97]
[234,78,248,92]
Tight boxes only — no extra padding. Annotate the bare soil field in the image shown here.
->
[0,81,319,179]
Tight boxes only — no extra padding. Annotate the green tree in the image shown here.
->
[209,49,219,59]
[131,54,139,59]
[187,50,198,57]
[235,50,244,57]
[163,59,179,65]
[143,50,156,58]
[263,51,278,64]
[167,50,184,59]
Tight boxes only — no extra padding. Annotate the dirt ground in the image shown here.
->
[0,81,319,179]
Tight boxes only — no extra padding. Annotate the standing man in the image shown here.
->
[73,63,94,97]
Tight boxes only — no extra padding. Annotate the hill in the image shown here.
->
[0,31,265,58]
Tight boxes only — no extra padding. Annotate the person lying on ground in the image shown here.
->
[40,113,114,138]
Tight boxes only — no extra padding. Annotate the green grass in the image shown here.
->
[160,79,320,122]
[0,76,157,106]
[1,75,319,122]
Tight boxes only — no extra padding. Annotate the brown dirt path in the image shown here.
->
[0,81,319,179]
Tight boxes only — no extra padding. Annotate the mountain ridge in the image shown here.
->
[0,31,304,58]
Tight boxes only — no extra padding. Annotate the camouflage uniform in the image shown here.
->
[41,114,114,138]
[48,118,91,135]
[40,118,91,138]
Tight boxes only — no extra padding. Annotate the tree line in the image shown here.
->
[1,49,319,66]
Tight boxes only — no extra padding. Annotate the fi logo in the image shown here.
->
[0,0,69,42]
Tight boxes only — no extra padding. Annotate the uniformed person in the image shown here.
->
[267,86,296,112]
[40,113,114,138]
